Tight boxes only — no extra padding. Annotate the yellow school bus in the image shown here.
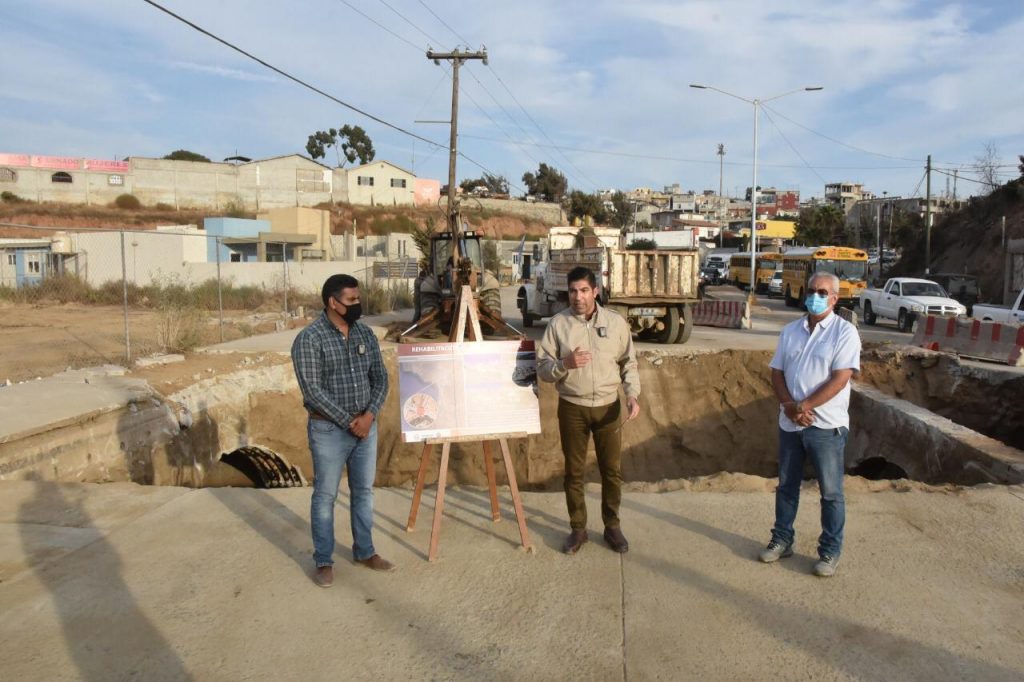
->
[728,252,753,289]
[755,252,783,293]
[781,246,869,309]
[729,252,783,293]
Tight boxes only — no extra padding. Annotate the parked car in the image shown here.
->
[701,265,722,286]
[859,277,967,332]
[767,270,784,297]
[927,273,981,317]
[973,289,1024,325]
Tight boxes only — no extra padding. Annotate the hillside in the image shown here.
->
[890,178,1024,302]
[0,200,556,241]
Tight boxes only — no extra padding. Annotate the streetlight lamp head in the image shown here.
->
[689,84,707,89]
[805,86,824,91]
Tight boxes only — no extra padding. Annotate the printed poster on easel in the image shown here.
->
[398,339,540,443]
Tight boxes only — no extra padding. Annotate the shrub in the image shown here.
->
[114,193,142,210]
[154,202,175,211]
[222,200,250,218]
[626,238,658,250]
[1,190,27,203]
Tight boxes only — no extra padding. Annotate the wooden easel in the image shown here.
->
[405,285,534,561]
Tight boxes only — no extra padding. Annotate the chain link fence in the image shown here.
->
[0,223,412,383]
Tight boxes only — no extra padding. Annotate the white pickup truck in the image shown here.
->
[859,277,967,332]
[973,290,1024,325]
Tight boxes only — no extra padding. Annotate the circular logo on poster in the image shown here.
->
[403,392,439,429]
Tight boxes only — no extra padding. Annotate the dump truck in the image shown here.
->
[517,226,701,344]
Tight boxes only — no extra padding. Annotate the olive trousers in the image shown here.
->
[557,398,622,530]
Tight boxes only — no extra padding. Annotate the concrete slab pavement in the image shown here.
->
[0,366,156,444]
[1,480,1022,680]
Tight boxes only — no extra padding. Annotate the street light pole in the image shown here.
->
[717,143,725,248]
[750,100,759,292]
[690,84,823,301]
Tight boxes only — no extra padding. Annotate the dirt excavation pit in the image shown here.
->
[4,347,1022,490]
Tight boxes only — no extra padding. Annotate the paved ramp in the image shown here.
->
[2,481,1022,680]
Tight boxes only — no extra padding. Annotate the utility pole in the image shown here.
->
[924,154,932,275]
[953,169,958,202]
[875,203,881,278]
[427,48,488,250]
[717,143,725,248]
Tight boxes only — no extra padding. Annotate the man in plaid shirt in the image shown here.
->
[291,274,392,588]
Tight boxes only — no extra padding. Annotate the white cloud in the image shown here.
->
[167,61,279,83]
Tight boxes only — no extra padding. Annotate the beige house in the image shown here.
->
[341,160,416,206]
[257,206,340,261]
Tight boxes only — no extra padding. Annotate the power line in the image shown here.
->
[141,0,441,148]
[418,0,470,46]
[908,170,927,199]
[458,133,921,170]
[414,0,599,189]
[375,0,444,48]
[332,0,556,192]
[760,107,826,184]
[932,168,999,187]
[762,103,941,165]
[140,0,514,189]
[336,0,422,50]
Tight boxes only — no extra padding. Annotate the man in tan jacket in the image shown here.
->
[537,266,641,554]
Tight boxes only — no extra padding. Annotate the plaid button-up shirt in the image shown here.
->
[291,312,389,427]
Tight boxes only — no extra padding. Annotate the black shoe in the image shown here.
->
[603,526,629,553]
[562,529,589,554]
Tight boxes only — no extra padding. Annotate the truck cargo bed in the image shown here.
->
[547,247,699,302]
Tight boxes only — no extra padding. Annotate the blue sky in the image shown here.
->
[1,0,1022,201]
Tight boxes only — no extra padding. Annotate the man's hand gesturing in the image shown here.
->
[562,347,592,370]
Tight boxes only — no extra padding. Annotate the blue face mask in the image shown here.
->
[804,293,830,315]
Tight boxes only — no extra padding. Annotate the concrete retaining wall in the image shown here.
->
[848,383,1024,485]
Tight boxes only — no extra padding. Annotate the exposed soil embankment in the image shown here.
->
[7,346,1021,489]
[859,345,1024,451]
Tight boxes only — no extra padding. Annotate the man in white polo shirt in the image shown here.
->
[759,272,861,577]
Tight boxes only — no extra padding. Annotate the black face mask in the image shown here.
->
[339,302,362,324]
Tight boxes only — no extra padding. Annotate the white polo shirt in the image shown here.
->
[769,312,861,432]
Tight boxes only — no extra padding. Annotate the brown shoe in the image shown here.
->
[356,554,396,572]
[313,565,333,588]
[562,529,589,555]
[603,526,629,553]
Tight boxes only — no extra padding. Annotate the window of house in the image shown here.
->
[390,178,407,188]
[230,253,242,263]
[0,168,15,183]
[51,172,73,184]
[6,254,15,266]
[108,174,124,186]
[357,176,374,186]
[26,254,41,274]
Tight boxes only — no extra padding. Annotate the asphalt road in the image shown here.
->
[499,284,914,352]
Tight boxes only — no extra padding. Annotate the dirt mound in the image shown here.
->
[0,203,208,234]
[889,179,1024,300]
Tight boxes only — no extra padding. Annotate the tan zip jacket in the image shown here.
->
[536,304,640,407]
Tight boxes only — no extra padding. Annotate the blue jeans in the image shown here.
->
[771,426,848,559]
[308,418,377,567]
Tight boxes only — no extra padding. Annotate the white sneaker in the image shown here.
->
[758,541,793,563]
[813,555,840,577]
